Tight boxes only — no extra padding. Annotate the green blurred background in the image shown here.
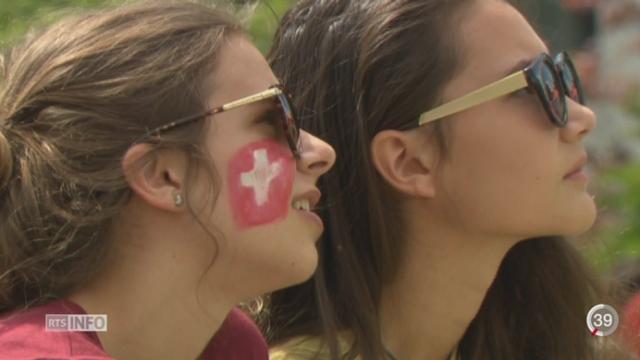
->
[0,0,294,52]
[1,0,639,280]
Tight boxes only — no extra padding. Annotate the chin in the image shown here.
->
[270,242,319,291]
[289,243,319,284]
[559,197,598,237]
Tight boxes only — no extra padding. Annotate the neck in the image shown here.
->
[379,217,519,360]
[69,206,237,360]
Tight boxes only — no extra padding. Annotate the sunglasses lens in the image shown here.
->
[276,92,300,157]
[556,54,585,105]
[537,59,567,126]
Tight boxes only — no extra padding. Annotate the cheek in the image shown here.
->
[452,110,553,184]
[442,116,557,229]
[450,120,516,178]
[227,140,295,230]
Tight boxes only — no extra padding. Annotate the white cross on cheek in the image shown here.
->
[240,149,283,206]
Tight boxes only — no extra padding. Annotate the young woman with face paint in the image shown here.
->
[263,0,636,359]
[0,2,335,359]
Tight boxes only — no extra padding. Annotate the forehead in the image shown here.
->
[452,0,548,88]
[209,35,278,105]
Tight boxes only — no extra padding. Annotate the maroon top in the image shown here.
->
[0,299,268,359]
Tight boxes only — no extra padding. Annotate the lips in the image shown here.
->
[291,189,324,231]
[564,153,588,179]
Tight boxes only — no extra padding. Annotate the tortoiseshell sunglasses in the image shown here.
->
[141,84,300,158]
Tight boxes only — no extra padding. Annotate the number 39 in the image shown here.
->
[593,313,613,327]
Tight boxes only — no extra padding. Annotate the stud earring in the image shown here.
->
[173,191,184,207]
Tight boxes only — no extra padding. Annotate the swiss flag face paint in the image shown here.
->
[228,140,295,229]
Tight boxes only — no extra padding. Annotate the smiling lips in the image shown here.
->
[292,189,320,211]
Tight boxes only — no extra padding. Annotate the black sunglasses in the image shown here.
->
[419,51,586,128]
[140,84,301,158]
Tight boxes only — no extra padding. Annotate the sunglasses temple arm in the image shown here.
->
[418,71,529,126]
[221,87,283,112]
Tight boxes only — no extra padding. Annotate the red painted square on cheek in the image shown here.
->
[227,140,295,229]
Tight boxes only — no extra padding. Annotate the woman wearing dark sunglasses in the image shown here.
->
[0,2,335,359]
[263,0,636,359]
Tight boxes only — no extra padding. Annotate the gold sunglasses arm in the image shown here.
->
[220,87,283,112]
[137,86,285,140]
[418,71,528,126]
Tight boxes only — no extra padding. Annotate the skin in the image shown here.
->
[69,35,336,360]
[371,1,597,359]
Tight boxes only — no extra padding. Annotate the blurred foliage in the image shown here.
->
[245,0,293,54]
[624,91,640,120]
[587,99,640,274]
[587,164,640,273]
[0,0,294,53]
[0,0,123,48]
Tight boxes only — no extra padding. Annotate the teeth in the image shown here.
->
[293,199,311,211]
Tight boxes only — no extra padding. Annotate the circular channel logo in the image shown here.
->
[586,304,619,337]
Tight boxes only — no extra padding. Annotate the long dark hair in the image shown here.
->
[263,0,632,359]
[0,2,241,314]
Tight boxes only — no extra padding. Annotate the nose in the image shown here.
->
[296,130,336,177]
[560,99,597,143]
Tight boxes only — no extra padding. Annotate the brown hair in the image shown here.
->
[264,0,632,359]
[0,1,242,314]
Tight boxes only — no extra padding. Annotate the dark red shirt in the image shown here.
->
[0,299,268,359]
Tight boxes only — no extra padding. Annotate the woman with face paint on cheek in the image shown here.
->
[263,0,637,360]
[0,2,335,360]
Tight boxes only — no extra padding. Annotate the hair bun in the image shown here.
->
[0,127,13,189]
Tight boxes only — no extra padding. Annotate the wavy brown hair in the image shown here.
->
[0,1,242,314]
[263,0,634,359]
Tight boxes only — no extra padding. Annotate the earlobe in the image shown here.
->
[122,144,186,212]
[370,130,436,198]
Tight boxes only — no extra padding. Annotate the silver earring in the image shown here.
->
[173,192,184,207]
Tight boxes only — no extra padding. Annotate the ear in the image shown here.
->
[370,129,437,198]
[122,144,188,212]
